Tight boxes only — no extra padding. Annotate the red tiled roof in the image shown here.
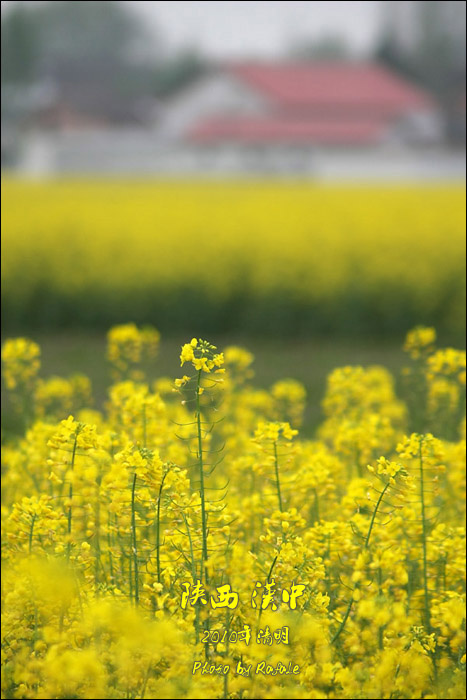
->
[228,62,433,115]
[187,117,387,145]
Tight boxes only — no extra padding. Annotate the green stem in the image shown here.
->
[273,441,283,512]
[131,473,139,605]
[129,555,133,602]
[181,511,197,584]
[196,370,209,579]
[94,482,101,592]
[195,369,212,658]
[140,663,151,700]
[108,513,114,587]
[181,510,199,643]
[332,480,390,644]
[331,599,353,643]
[419,438,431,631]
[364,482,390,549]
[66,433,78,562]
[155,472,167,584]
[223,610,231,700]
[28,514,36,554]
[256,555,278,632]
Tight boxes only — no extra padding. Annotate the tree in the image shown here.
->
[154,48,207,97]
[2,1,159,87]
[374,1,466,143]
[1,4,38,83]
[375,2,466,94]
[287,33,351,61]
[34,1,156,73]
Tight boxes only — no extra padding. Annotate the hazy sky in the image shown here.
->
[1,1,384,58]
[131,1,383,57]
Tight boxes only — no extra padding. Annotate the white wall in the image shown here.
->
[13,128,466,180]
[157,71,270,140]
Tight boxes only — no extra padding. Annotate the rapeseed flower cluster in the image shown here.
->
[1,326,465,699]
[107,323,160,381]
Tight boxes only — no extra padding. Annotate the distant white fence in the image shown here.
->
[13,129,467,180]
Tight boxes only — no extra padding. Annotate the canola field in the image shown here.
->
[1,180,465,337]
[1,325,465,699]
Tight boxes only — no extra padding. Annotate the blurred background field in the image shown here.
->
[2,180,465,339]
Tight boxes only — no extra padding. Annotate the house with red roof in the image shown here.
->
[159,61,444,175]
[9,60,458,178]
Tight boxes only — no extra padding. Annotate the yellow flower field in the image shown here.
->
[1,180,465,336]
[1,325,465,699]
